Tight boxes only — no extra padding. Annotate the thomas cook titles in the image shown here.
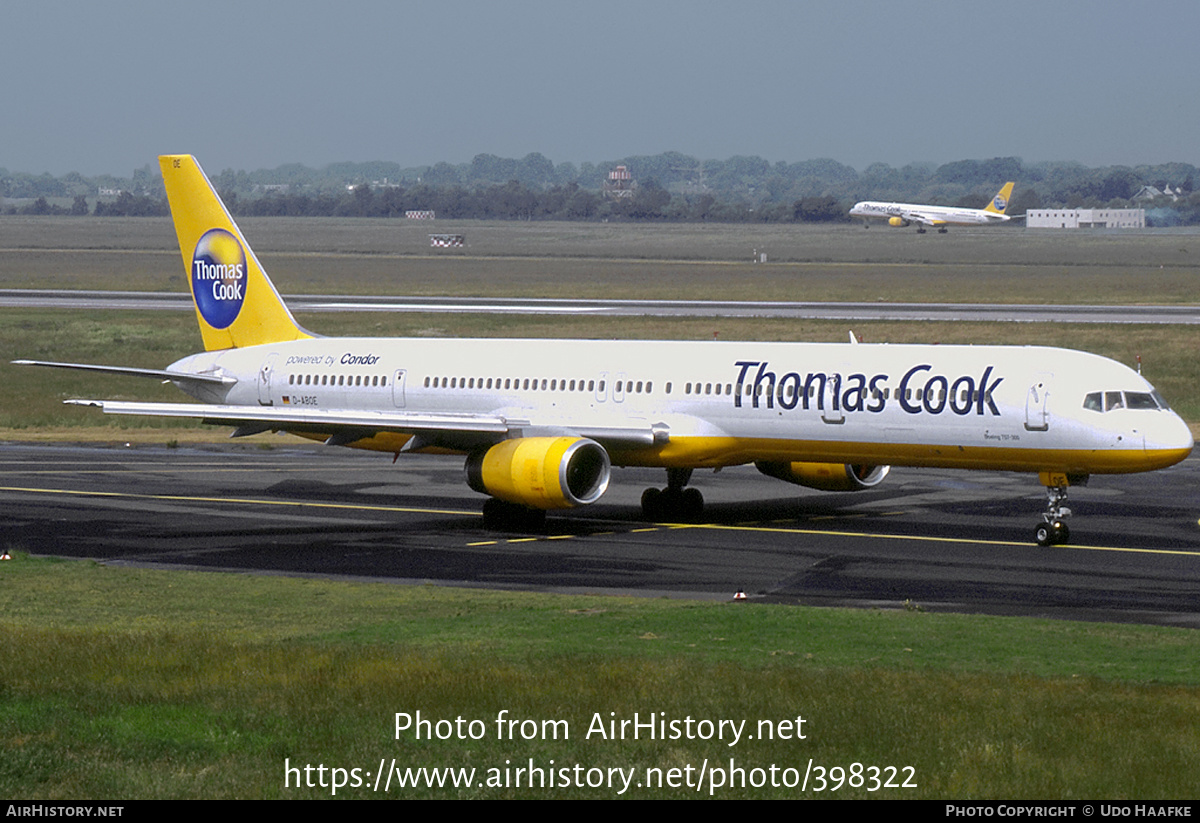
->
[732,360,1003,417]
[193,259,245,305]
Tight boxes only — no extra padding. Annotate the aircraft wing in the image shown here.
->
[63,400,660,451]
[903,211,946,227]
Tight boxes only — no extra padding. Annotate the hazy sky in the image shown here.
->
[5,0,1199,176]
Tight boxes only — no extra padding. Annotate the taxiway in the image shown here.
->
[3,441,1198,628]
[2,289,1199,324]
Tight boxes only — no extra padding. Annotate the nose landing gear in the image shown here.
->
[1034,472,1083,546]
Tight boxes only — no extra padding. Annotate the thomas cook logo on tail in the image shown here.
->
[191,228,247,329]
[993,195,1008,211]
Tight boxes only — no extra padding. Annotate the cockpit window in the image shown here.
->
[1084,390,1166,412]
[1125,392,1158,410]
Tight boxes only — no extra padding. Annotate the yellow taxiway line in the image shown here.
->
[5,484,1200,558]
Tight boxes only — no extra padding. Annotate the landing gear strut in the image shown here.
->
[641,468,704,522]
[1034,474,1077,546]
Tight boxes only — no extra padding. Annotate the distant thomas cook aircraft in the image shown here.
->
[850,182,1017,233]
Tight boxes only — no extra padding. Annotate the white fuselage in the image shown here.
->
[849,201,1010,227]
[167,336,1192,477]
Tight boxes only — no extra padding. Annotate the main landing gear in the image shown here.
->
[641,468,705,522]
[1034,473,1078,547]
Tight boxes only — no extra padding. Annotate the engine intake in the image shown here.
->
[465,437,611,509]
[755,461,889,492]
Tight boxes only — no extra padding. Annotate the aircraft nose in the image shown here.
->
[1166,412,1193,450]
[1144,411,1194,467]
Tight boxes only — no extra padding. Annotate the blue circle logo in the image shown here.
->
[191,229,247,329]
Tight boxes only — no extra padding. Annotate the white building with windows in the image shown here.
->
[1026,208,1145,229]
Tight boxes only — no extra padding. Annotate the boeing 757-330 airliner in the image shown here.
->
[850,182,1017,233]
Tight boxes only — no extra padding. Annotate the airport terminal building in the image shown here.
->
[1026,208,1145,229]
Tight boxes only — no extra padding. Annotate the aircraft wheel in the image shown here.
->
[642,487,704,522]
[641,487,664,520]
[1035,521,1069,547]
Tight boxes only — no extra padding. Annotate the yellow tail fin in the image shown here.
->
[159,155,311,351]
[984,182,1015,215]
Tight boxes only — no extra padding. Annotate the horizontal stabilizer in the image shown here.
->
[13,360,236,385]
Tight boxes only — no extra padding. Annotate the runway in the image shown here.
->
[4,441,1199,628]
[3,289,1200,323]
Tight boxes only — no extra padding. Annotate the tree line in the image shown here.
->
[3,153,1198,224]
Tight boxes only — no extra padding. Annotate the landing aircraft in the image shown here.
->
[15,157,1193,545]
[849,182,1017,232]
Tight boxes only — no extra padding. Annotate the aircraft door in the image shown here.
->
[821,373,845,424]
[392,369,407,408]
[1025,374,1052,431]
[258,353,279,406]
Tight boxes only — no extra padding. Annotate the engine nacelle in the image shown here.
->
[755,461,890,492]
[887,216,910,227]
[465,437,611,509]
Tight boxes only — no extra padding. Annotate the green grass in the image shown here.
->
[1,554,1199,799]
